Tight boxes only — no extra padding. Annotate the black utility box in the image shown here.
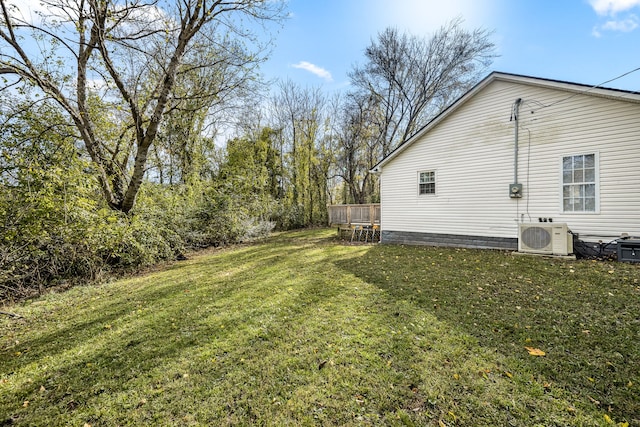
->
[617,240,640,263]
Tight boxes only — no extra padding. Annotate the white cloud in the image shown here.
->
[4,0,49,24]
[589,0,640,16]
[292,61,333,82]
[601,14,639,30]
[590,0,640,35]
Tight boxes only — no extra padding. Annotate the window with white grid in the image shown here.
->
[418,171,435,195]
[562,154,597,212]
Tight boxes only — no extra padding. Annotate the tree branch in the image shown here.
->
[0,310,23,318]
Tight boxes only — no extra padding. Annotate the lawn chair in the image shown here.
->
[350,225,363,242]
[362,225,375,242]
[371,224,380,242]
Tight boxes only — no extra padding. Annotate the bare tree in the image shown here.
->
[0,0,285,213]
[333,91,380,204]
[350,18,496,155]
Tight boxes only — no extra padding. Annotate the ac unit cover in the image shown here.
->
[521,226,552,250]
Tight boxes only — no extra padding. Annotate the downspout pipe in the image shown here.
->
[513,98,522,183]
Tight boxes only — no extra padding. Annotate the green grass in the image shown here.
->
[1,228,639,426]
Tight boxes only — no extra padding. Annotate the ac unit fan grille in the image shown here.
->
[521,226,552,250]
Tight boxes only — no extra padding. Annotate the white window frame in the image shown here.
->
[418,170,436,196]
[560,152,599,214]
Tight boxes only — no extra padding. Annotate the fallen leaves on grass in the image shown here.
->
[524,346,546,356]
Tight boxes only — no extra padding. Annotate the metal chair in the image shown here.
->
[350,225,363,242]
[371,224,380,242]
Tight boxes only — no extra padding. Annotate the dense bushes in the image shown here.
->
[0,109,287,301]
[0,178,276,301]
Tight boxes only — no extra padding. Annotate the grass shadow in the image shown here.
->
[333,243,640,423]
[2,230,639,426]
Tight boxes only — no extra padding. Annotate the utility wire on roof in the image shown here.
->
[534,66,640,111]
[597,66,640,89]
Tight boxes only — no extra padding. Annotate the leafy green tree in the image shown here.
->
[0,0,285,213]
[269,81,332,226]
[0,96,198,299]
[0,98,101,297]
[217,127,281,218]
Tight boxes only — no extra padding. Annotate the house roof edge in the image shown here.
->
[370,70,640,173]
[370,71,500,173]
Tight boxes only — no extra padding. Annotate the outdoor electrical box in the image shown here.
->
[617,240,640,263]
[509,183,523,198]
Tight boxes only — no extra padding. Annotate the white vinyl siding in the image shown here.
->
[379,76,640,243]
[418,171,435,195]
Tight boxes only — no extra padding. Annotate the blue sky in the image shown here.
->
[263,0,640,93]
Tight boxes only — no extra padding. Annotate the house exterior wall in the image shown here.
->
[379,78,640,247]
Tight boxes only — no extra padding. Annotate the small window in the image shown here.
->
[562,154,596,212]
[419,171,435,195]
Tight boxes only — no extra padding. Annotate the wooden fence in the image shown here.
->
[327,204,380,226]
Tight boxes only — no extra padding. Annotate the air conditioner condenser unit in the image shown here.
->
[518,223,573,256]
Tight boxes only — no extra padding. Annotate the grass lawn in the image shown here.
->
[1,228,639,426]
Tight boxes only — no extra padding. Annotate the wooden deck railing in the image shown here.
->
[327,204,380,226]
